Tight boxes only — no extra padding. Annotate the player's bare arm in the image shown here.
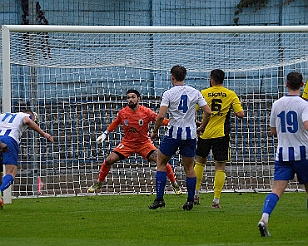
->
[24,116,54,143]
[197,104,211,133]
[304,120,308,131]
[270,126,277,136]
[151,105,168,140]
[235,110,244,118]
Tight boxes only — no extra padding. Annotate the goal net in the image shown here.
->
[2,25,308,199]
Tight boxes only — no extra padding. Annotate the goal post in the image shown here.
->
[1,26,12,204]
[2,25,308,201]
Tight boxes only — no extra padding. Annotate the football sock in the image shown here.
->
[156,171,166,200]
[166,163,176,183]
[195,189,200,197]
[261,213,269,224]
[213,170,226,200]
[194,161,205,191]
[262,192,279,216]
[0,174,14,192]
[98,161,111,183]
[186,176,196,202]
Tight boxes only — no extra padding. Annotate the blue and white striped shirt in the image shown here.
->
[161,85,207,140]
[0,112,30,144]
[270,95,308,161]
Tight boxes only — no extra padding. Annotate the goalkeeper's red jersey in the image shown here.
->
[107,105,157,145]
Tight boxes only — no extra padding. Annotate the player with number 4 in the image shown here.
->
[88,89,182,195]
[149,65,211,210]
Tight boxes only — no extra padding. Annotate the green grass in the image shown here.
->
[1,192,307,246]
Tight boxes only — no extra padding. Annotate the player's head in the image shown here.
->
[22,109,39,122]
[286,71,303,90]
[22,109,34,120]
[210,69,225,85]
[170,65,186,83]
[126,89,141,109]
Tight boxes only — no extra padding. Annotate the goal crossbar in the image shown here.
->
[3,25,308,33]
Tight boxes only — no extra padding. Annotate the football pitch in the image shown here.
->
[1,192,307,246]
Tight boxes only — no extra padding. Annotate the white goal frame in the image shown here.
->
[2,25,308,203]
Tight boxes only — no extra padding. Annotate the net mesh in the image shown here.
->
[10,32,308,69]
[3,29,308,197]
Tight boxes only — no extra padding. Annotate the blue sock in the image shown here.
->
[186,177,196,202]
[155,171,166,200]
[262,192,279,215]
[0,174,14,192]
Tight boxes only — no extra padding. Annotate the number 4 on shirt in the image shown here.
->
[178,95,188,113]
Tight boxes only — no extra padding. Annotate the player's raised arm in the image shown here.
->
[96,130,109,143]
[24,114,54,143]
[96,117,120,143]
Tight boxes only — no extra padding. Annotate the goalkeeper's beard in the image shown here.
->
[128,102,138,109]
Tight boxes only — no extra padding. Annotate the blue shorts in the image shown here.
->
[0,136,19,165]
[274,159,308,184]
[159,135,196,158]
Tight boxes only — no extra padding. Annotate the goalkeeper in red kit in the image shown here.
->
[88,89,182,195]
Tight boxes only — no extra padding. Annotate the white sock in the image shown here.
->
[213,198,220,204]
[261,213,269,224]
[195,190,200,197]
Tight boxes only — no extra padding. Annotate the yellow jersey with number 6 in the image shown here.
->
[199,85,243,139]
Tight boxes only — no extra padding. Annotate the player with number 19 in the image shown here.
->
[258,71,308,237]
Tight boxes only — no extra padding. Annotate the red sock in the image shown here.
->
[166,163,176,183]
[98,161,111,182]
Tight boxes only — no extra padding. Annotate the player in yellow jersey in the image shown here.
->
[194,69,244,208]
[302,79,308,100]
[301,79,308,211]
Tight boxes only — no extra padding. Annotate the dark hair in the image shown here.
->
[171,65,186,81]
[126,89,140,98]
[210,69,225,84]
[22,109,35,120]
[287,71,303,90]
[22,109,34,115]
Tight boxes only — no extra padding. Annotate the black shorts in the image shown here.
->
[196,135,230,162]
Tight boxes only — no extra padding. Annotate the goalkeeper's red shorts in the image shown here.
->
[113,140,156,161]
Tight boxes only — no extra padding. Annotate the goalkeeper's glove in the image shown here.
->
[96,130,109,143]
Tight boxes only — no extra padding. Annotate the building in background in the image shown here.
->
[1,0,307,27]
